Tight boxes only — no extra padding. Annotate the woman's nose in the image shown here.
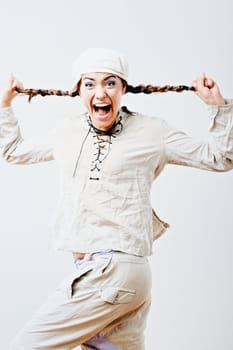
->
[95,85,106,99]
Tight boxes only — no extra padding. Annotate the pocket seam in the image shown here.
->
[101,286,136,305]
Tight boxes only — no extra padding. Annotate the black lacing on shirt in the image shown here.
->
[89,135,112,180]
[72,115,123,179]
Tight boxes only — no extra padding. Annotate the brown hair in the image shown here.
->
[15,82,195,102]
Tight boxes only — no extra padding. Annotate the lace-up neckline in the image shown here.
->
[72,114,123,179]
[87,115,123,136]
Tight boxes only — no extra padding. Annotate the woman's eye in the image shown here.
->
[84,82,94,88]
[106,80,116,87]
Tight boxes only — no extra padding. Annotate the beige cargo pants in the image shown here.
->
[10,251,152,349]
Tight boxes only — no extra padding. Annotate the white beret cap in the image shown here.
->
[72,48,129,85]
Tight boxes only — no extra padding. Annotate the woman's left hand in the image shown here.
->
[192,73,226,106]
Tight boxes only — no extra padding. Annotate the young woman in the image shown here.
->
[0,48,232,350]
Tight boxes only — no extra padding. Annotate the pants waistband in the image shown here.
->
[74,249,116,266]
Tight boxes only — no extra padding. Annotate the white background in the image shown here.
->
[0,0,233,349]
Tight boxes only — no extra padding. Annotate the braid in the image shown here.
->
[15,82,195,102]
[15,87,79,102]
[125,84,195,94]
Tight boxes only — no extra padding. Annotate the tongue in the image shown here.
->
[97,107,109,116]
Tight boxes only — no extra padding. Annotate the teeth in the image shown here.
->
[94,104,111,112]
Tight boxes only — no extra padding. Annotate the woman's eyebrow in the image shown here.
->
[104,75,117,81]
[82,74,117,81]
[82,76,95,81]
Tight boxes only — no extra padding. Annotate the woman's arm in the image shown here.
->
[163,74,233,172]
[0,75,54,164]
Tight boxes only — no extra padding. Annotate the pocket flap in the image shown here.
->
[101,287,136,304]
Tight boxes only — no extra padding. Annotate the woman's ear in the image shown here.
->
[122,82,127,95]
[71,80,81,96]
[76,80,82,95]
[120,78,127,95]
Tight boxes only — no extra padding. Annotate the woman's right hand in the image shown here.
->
[0,75,23,108]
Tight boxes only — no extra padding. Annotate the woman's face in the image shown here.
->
[79,72,126,131]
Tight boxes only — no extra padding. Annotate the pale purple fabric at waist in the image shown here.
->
[74,249,116,266]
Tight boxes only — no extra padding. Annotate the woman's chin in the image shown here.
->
[91,112,116,130]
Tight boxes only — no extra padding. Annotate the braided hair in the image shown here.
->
[15,78,195,103]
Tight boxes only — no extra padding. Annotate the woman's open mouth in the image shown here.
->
[93,104,111,116]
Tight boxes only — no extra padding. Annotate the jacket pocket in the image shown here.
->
[101,287,136,304]
[152,208,170,241]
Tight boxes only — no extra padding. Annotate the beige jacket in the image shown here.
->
[0,103,233,256]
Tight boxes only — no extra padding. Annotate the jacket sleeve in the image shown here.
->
[163,100,233,172]
[0,106,54,164]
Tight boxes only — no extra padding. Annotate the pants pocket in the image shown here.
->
[70,255,113,298]
[57,265,94,299]
[101,286,136,304]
